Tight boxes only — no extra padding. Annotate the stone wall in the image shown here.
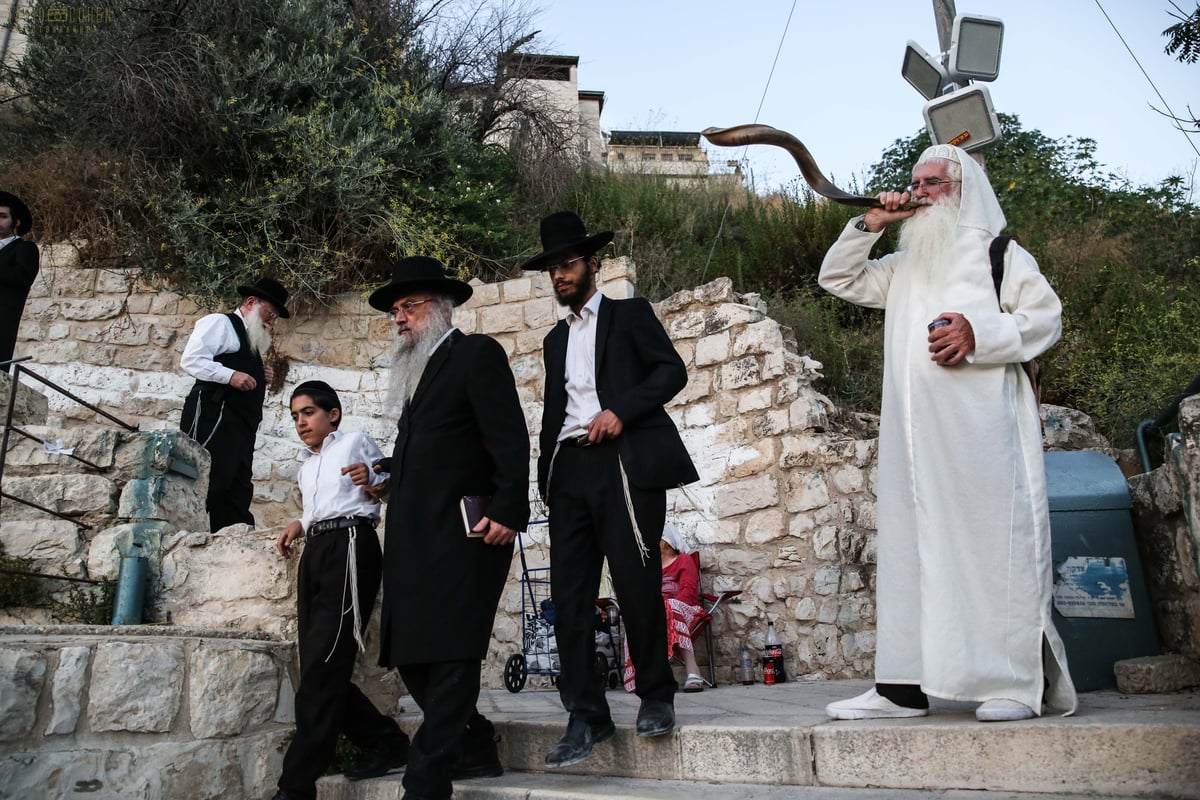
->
[12,247,879,685]
[1129,396,1200,660]
[0,627,293,800]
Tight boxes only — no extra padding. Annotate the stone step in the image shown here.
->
[320,772,1116,800]
[318,679,1200,800]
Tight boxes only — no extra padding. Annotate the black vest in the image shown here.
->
[181,313,266,443]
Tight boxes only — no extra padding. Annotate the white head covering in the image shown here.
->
[661,522,689,555]
[916,144,1006,236]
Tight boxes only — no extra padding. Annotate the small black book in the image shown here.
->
[460,495,492,538]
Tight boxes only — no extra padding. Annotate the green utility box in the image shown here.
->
[1045,450,1159,691]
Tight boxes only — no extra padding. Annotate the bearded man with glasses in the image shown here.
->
[819,145,1076,723]
[180,276,290,532]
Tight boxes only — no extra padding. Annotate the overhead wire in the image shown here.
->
[1092,0,1200,161]
[700,0,799,283]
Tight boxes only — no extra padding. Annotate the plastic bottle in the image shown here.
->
[764,620,785,684]
[766,620,780,647]
[739,645,755,685]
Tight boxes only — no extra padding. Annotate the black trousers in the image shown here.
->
[179,395,256,532]
[278,525,401,800]
[548,439,676,726]
[397,660,484,800]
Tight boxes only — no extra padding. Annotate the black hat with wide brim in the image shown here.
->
[237,277,292,318]
[368,256,473,311]
[522,211,614,271]
[0,192,33,237]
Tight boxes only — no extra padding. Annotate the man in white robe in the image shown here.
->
[820,144,1077,722]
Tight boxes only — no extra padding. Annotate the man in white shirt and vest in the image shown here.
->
[180,277,290,531]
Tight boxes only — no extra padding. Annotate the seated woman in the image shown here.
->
[622,523,707,693]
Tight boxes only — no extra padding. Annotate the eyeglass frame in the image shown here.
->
[546,255,590,274]
[386,297,435,319]
[907,178,961,193]
[252,298,279,323]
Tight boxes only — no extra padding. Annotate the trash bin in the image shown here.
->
[1045,450,1159,691]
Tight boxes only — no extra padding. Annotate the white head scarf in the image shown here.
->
[916,144,1006,236]
[661,522,689,555]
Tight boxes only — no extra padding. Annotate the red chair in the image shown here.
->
[686,551,741,688]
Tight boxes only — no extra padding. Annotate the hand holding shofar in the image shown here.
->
[702,124,913,209]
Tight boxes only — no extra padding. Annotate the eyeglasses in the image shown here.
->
[907,178,961,193]
[258,304,279,323]
[387,298,433,319]
[546,255,587,273]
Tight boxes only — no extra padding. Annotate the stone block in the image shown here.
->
[0,647,45,741]
[737,387,773,413]
[0,373,49,426]
[0,519,79,567]
[715,548,772,577]
[59,298,124,321]
[451,305,477,333]
[500,277,532,302]
[785,471,831,513]
[1114,654,1200,694]
[733,319,785,357]
[89,641,184,732]
[668,310,707,340]
[46,646,90,735]
[694,331,730,366]
[523,297,559,329]
[726,440,777,480]
[2,474,118,521]
[715,474,778,518]
[744,508,786,544]
[464,282,500,307]
[679,725,813,785]
[716,355,763,390]
[189,645,280,738]
[694,277,735,304]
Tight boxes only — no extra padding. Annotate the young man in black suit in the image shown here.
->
[527,212,699,768]
[368,256,530,800]
[0,191,39,366]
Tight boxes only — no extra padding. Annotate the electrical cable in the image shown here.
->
[700,0,799,282]
[1093,0,1200,161]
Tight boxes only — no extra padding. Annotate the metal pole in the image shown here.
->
[932,0,955,54]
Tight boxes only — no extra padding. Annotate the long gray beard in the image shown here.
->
[386,312,453,416]
[244,311,272,357]
[898,201,959,271]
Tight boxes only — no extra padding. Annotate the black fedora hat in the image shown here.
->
[368,256,473,311]
[522,211,614,271]
[0,191,33,237]
[237,277,292,318]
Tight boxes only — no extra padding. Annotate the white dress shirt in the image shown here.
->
[0,235,17,250]
[558,290,604,442]
[180,309,253,384]
[297,430,387,533]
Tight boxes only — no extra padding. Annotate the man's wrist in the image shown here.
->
[854,216,873,233]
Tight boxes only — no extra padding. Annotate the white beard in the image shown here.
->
[386,304,453,415]
[898,200,959,271]
[244,311,272,357]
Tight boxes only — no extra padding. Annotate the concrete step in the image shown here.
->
[318,679,1200,799]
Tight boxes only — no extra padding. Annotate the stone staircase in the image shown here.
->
[317,680,1200,800]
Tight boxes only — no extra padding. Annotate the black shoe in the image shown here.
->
[343,734,410,781]
[544,717,616,769]
[451,737,503,780]
[635,699,675,737]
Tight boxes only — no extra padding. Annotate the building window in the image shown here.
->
[661,153,674,161]
[641,152,656,161]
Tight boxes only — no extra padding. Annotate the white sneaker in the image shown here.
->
[825,688,928,720]
[976,698,1035,722]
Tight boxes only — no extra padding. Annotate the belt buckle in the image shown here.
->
[573,434,592,448]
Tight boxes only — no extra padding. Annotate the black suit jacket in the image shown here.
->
[0,238,39,363]
[379,330,530,666]
[538,295,698,496]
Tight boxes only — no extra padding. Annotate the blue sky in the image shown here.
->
[532,1,1198,197]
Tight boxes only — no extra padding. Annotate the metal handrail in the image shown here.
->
[1,357,139,523]
[1136,372,1200,474]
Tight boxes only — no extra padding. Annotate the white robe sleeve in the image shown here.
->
[818,219,898,310]
[963,241,1062,365]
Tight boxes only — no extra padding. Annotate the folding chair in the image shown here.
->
[686,551,741,688]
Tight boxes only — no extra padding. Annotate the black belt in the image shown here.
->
[306,516,375,539]
[561,434,594,448]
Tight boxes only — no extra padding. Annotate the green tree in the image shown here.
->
[4,0,527,306]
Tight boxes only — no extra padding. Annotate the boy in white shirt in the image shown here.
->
[272,381,409,800]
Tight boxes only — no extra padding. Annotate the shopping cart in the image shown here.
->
[503,522,623,692]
